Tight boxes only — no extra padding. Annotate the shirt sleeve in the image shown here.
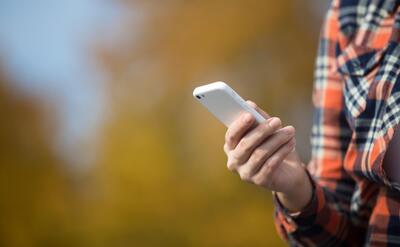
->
[273,1,365,246]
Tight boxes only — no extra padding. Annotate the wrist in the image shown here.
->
[276,167,313,213]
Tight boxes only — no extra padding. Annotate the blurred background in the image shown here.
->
[0,0,330,246]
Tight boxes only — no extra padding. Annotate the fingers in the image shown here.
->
[224,100,269,152]
[224,113,255,151]
[252,136,296,188]
[246,100,269,119]
[230,117,282,164]
[237,126,295,181]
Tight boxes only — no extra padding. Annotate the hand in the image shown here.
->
[223,101,312,212]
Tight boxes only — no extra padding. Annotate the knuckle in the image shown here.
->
[261,121,271,131]
[223,143,229,154]
[226,158,237,171]
[267,157,277,167]
[259,172,273,188]
[262,122,274,134]
[264,159,276,172]
[231,150,246,164]
[252,175,264,186]
[263,158,272,167]
[252,148,267,163]
[225,132,234,144]
[227,164,235,172]
[239,171,252,182]
[237,139,251,153]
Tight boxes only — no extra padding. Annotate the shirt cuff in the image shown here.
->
[273,170,326,233]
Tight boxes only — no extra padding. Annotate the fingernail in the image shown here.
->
[268,117,281,129]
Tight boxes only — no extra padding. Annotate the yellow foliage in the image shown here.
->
[0,0,323,246]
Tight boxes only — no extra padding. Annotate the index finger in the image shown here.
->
[225,113,255,150]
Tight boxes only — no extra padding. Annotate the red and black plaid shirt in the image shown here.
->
[274,0,400,246]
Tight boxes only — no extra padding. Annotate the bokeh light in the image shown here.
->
[0,1,329,246]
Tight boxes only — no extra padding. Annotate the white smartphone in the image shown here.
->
[193,81,266,127]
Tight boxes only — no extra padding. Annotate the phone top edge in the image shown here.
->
[193,81,231,97]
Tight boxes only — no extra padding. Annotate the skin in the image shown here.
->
[223,100,312,212]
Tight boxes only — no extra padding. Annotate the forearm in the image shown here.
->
[275,167,313,213]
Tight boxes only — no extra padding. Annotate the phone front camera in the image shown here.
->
[196,95,201,99]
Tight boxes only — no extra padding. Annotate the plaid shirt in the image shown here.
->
[274,0,400,246]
